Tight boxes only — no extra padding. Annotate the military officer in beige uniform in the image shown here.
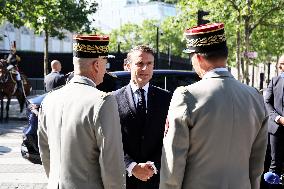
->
[159,23,268,189]
[38,35,126,189]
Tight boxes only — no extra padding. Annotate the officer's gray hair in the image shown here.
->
[73,57,97,74]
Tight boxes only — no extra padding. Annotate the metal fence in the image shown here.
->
[28,78,45,95]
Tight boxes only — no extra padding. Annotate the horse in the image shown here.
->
[0,59,32,121]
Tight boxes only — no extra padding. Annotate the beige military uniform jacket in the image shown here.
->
[160,71,268,189]
[38,76,126,189]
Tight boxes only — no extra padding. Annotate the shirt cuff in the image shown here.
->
[275,116,282,123]
[126,162,137,177]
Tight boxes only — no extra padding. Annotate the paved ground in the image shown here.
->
[0,98,47,188]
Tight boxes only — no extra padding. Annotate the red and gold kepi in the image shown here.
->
[73,34,110,58]
[183,23,227,54]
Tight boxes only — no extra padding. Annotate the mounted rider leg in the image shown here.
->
[7,65,26,98]
[16,73,27,113]
[15,72,25,97]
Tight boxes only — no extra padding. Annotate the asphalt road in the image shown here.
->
[0,99,47,188]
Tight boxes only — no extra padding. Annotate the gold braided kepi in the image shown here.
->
[73,34,110,58]
[183,23,227,54]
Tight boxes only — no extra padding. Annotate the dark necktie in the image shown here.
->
[136,88,146,121]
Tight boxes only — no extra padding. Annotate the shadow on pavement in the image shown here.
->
[0,146,12,155]
[0,119,27,135]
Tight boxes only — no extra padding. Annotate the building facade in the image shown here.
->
[0,21,73,53]
[0,1,176,53]
[93,0,176,33]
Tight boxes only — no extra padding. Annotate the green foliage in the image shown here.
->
[22,0,97,37]
[178,0,284,63]
[0,0,25,27]
[109,15,195,58]
[1,0,98,39]
[110,0,284,82]
[109,23,142,53]
[0,0,98,75]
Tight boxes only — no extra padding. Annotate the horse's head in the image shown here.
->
[0,59,8,80]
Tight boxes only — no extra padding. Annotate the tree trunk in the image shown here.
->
[244,0,252,85]
[244,24,250,85]
[44,30,49,76]
[236,11,242,81]
[251,64,255,87]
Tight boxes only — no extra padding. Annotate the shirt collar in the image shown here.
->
[130,81,149,94]
[73,75,96,87]
[203,67,228,78]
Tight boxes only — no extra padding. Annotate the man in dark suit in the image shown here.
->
[113,45,172,189]
[44,60,66,92]
[264,54,284,189]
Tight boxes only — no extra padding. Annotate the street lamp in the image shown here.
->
[168,43,171,69]
[156,26,159,68]
[155,25,163,69]
[117,36,122,54]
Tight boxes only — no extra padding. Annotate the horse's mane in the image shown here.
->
[0,59,7,68]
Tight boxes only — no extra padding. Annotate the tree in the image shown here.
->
[107,0,284,78]
[109,23,142,53]
[179,0,284,84]
[1,0,98,76]
[109,16,193,60]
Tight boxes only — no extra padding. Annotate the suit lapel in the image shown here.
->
[280,76,284,96]
[124,84,137,116]
[278,77,284,111]
[123,84,156,120]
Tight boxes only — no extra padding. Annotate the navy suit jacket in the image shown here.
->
[44,71,66,92]
[113,84,172,189]
[264,75,284,134]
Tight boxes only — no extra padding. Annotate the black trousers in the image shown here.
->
[269,127,284,189]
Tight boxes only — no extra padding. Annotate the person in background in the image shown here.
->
[44,60,66,92]
[6,46,24,95]
[159,23,268,189]
[264,54,284,189]
[113,45,172,189]
[38,34,126,189]
[123,58,130,71]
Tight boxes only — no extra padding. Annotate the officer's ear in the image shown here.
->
[92,59,99,73]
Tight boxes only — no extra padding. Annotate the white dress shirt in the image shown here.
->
[130,81,149,109]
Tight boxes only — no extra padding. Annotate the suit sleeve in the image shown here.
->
[124,153,135,168]
[249,108,268,189]
[56,75,66,88]
[96,95,126,189]
[37,102,50,177]
[264,78,279,121]
[150,92,172,169]
[264,77,281,134]
[160,87,190,189]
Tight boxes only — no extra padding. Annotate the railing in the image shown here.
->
[27,78,45,95]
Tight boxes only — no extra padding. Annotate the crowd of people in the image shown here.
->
[36,22,283,189]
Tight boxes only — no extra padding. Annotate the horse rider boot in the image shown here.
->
[16,74,24,96]
[7,64,24,95]
[6,65,24,95]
